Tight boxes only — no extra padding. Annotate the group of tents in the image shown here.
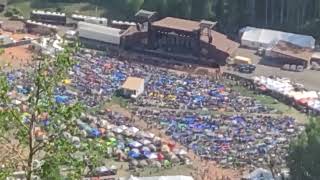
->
[254,76,320,115]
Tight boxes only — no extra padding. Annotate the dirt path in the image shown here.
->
[108,104,242,180]
[0,46,33,69]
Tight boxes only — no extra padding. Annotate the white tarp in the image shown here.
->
[240,26,315,49]
[126,175,194,180]
[78,21,122,45]
[308,99,320,110]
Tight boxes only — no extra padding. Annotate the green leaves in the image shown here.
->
[0,76,10,103]
[288,118,320,180]
[0,45,100,179]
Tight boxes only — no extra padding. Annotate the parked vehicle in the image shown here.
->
[282,64,290,71]
[236,64,256,73]
[311,61,320,71]
[256,48,265,56]
[227,56,252,65]
[282,64,304,72]
[296,65,304,72]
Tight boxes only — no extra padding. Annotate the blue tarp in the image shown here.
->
[112,71,126,81]
[176,87,185,93]
[128,141,142,148]
[17,86,30,95]
[128,151,140,159]
[55,95,69,103]
[183,116,196,124]
[23,117,30,124]
[90,128,101,138]
[208,90,225,101]
[232,116,246,126]
[78,121,93,132]
[193,96,204,103]
[41,119,50,126]
[7,73,15,82]
[117,142,125,149]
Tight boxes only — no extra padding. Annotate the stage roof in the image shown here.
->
[152,17,200,32]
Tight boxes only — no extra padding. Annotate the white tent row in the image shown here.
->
[32,10,65,17]
[124,175,194,180]
[26,20,58,29]
[240,26,315,49]
[112,20,136,26]
[77,21,122,45]
[31,35,64,57]
[254,76,320,111]
[72,14,108,26]
[72,14,107,22]
[254,76,294,94]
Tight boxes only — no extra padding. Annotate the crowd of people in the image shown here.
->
[135,70,275,113]
[135,109,303,172]
[76,110,191,172]
[68,52,157,107]
[1,49,305,179]
[69,51,302,173]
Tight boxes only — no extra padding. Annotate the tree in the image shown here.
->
[4,10,13,17]
[287,118,320,180]
[127,0,145,14]
[0,45,105,179]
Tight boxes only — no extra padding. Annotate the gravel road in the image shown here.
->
[228,48,320,91]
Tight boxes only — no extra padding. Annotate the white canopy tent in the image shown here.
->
[78,21,122,45]
[243,168,274,180]
[240,26,315,49]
